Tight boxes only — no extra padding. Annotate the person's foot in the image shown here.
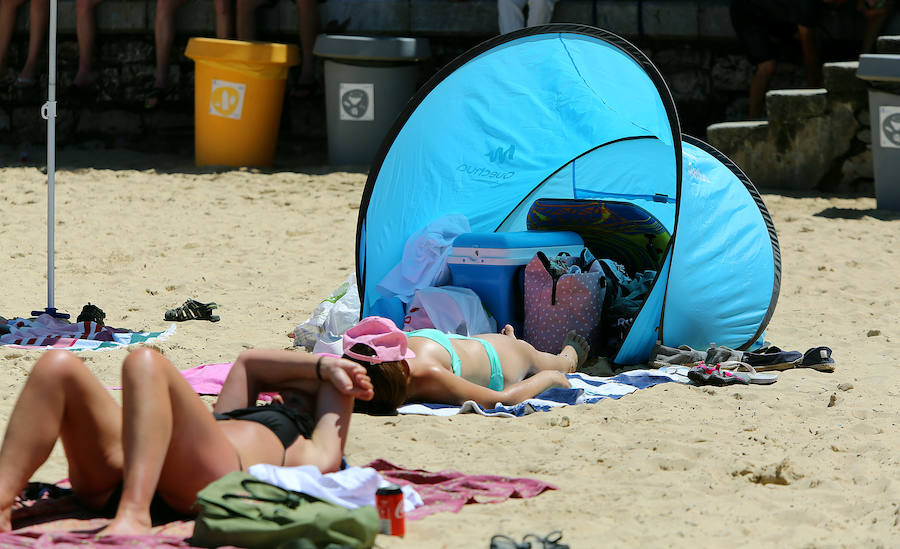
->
[143,87,169,110]
[500,324,516,338]
[561,331,589,372]
[0,503,12,532]
[98,511,152,536]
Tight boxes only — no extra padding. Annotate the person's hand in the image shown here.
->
[320,356,374,400]
[542,370,571,389]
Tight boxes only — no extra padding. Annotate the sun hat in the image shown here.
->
[342,316,416,363]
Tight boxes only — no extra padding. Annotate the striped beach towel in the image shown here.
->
[0,314,175,351]
[397,369,686,417]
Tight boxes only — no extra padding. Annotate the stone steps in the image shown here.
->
[706,56,878,191]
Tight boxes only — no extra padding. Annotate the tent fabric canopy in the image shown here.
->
[356,25,780,365]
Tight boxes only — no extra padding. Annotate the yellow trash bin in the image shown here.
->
[185,38,299,167]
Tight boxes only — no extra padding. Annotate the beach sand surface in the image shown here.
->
[1,150,897,548]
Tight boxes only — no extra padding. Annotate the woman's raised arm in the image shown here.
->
[214,349,373,413]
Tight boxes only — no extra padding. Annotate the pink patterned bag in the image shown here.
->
[523,251,605,355]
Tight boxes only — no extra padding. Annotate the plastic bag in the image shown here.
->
[291,274,360,353]
[402,286,496,336]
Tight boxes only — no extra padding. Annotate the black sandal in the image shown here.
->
[76,302,106,326]
[490,531,569,549]
[164,299,220,322]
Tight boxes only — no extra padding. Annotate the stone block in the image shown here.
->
[710,54,752,92]
[765,89,828,126]
[707,102,858,190]
[410,1,492,35]
[257,2,300,37]
[642,0,698,39]
[172,0,218,34]
[857,128,871,144]
[321,0,410,35]
[697,0,735,40]
[77,109,142,136]
[96,0,150,32]
[553,0,639,36]
[664,69,710,103]
[824,61,867,110]
[11,107,49,142]
[876,35,900,54]
[0,108,9,132]
[842,149,874,183]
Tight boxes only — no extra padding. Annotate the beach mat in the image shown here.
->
[397,370,684,417]
[0,314,175,351]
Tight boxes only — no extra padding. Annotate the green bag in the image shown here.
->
[191,471,379,549]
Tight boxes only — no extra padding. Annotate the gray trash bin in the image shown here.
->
[857,53,900,210]
[313,35,431,165]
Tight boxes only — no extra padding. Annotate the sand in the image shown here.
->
[1,148,898,548]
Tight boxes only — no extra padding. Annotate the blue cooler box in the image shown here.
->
[447,231,584,331]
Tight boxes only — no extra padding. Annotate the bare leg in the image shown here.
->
[479,333,579,381]
[152,0,187,90]
[213,0,233,39]
[73,0,103,87]
[236,0,264,40]
[103,348,240,534]
[0,350,125,532]
[296,0,316,85]
[748,59,775,120]
[19,0,48,81]
[0,0,28,76]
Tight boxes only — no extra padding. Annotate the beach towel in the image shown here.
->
[0,314,175,351]
[365,459,556,520]
[2,482,195,547]
[397,370,684,417]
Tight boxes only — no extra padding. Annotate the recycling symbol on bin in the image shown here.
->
[341,88,369,118]
[882,112,900,147]
[209,79,246,120]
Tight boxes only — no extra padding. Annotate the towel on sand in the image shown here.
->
[366,459,557,520]
[0,314,175,351]
[397,369,683,417]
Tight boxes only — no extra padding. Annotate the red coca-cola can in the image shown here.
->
[375,484,405,536]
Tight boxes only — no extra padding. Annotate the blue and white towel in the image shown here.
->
[397,369,688,417]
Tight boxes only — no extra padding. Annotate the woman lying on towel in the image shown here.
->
[343,316,589,413]
[0,346,373,535]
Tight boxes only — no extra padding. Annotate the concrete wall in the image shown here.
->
[1,0,896,162]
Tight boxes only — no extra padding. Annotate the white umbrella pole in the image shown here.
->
[33,0,67,319]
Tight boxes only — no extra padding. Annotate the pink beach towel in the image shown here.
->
[365,459,557,520]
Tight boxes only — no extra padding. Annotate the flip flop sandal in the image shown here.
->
[799,346,835,372]
[718,361,779,385]
[704,342,744,365]
[562,330,590,371]
[687,363,716,385]
[743,346,803,372]
[164,299,220,322]
[490,531,569,549]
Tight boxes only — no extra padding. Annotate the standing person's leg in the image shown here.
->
[147,0,187,108]
[497,0,528,34]
[525,0,555,27]
[18,0,48,83]
[749,59,775,119]
[214,0,234,39]
[0,0,29,76]
[296,0,317,88]
[103,348,240,534]
[0,350,125,532]
[73,0,103,87]
[235,0,264,40]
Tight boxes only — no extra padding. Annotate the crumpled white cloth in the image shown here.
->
[247,464,423,512]
[376,214,471,304]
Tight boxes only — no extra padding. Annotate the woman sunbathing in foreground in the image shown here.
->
[0,346,373,535]
[342,316,589,413]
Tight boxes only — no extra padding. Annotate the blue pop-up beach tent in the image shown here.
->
[355,25,780,365]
